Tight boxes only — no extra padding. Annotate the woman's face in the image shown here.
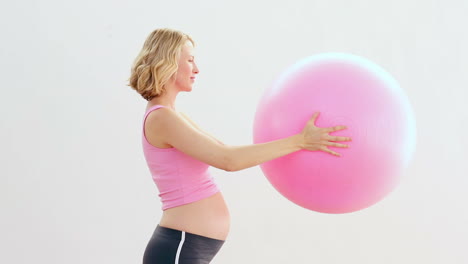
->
[174,41,199,92]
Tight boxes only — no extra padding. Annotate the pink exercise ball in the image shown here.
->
[253,53,417,214]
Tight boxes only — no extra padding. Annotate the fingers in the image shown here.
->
[323,141,349,148]
[320,146,341,157]
[326,125,347,132]
[309,112,320,123]
[321,142,348,157]
[322,126,351,141]
[328,136,352,142]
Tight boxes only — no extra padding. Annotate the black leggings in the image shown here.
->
[143,225,225,264]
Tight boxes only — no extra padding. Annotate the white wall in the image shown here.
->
[1,0,467,263]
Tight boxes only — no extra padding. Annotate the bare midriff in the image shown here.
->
[159,192,231,241]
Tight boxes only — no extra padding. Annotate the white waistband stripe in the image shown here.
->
[175,231,186,264]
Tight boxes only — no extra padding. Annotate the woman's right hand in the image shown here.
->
[299,112,352,157]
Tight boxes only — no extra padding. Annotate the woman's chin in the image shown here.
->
[178,86,192,93]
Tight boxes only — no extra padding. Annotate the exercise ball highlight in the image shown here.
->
[253,53,416,214]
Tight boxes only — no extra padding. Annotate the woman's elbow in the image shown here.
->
[220,156,238,172]
[218,147,239,172]
[223,161,239,172]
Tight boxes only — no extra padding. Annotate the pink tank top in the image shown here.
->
[142,105,220,210]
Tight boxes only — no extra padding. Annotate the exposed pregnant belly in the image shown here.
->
[159,192,230,241]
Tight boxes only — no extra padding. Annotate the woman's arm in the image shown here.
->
[178,112,225,145]
[148,108,349,172]
[147,108,303,172]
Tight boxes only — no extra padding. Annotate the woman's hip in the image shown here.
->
[143,225,225,264]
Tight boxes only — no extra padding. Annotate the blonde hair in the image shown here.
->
[127,28,195,101]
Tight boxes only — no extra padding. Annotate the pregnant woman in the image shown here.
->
[128,28,351,264]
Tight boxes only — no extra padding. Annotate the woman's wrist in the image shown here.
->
[290,133,305,150]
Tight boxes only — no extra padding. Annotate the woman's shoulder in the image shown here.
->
[146,106,189,132]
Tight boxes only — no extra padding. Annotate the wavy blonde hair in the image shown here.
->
[128,28,195,101]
